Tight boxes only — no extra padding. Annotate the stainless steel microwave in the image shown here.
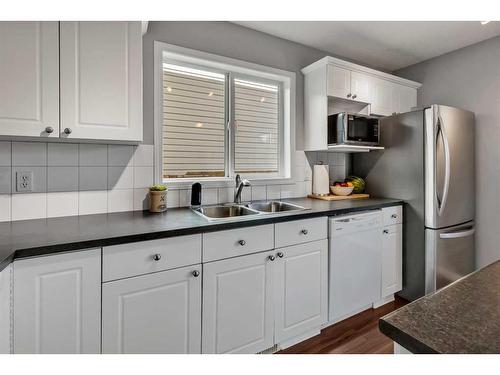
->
[328,112,380,146]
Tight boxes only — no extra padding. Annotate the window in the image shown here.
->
[156,43,294,184]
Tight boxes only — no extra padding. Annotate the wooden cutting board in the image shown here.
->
[307,193,370,201]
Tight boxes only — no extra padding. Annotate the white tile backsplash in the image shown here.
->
[78,190,107,216]
[133,144,154,166]
[0,194,11,222]
[133,166,154,188]
[2,140,348,219]
[108,189,134,213]
[11,193,46,220]
[47,192,79,218]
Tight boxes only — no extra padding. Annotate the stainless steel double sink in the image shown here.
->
[192,201,307,221]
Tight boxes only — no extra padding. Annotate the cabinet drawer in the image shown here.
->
[203,224,274,262]
[382,205,403,226]
[275,217,327,248]
[103,234,202,282]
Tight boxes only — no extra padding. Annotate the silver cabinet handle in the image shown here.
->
[268,255,275,261]
[383,229,389,234]
[192,270,200,277]
[64,128,72,135]
[391,214,398,219]
[301,229,308,235]
[45,126,54,134]
[440,227,475,239]
[153,254,161,261]
[436,114,450,217]
[238,240,246,246]
[352,94,357,99]
[277,252,284,258]
[347,93,352,98]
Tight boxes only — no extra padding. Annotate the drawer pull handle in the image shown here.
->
[152,254,162,261]
[301,229,308,235]
[391,214,398,219]
[277,252,284,258]
[238,240,246,246]
[268,255,276,261]
[192,270,200,277]
[45,126,54,134]
[383,229,389,234]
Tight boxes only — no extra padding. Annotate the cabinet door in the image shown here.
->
[350,72,373,103]
[327,65,351,99]
[371,78,396,116]
[381,224,403,297]
[102,265,202,354]
[392,85,417,114]
[0,22,59,137]
[13,249,101,354]
[0,265,11,354]
[202,251,275,354]
[60,21,142,141]
[275,239,328,344]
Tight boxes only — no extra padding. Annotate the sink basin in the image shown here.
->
[193,205,259,220]
[246,201,306,213]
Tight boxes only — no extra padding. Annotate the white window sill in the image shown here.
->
[162,176,294,190]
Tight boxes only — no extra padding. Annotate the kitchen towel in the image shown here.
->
[312,164,330,196]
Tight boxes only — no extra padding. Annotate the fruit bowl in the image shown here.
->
[330,185,354,196]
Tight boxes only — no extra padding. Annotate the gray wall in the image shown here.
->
[143,21,335,148]
[396,35,500,268]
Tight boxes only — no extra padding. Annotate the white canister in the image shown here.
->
[312,164,330,196]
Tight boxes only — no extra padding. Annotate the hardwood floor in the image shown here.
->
[277,297,408,354]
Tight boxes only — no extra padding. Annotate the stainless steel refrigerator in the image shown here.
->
[352,105,475,301]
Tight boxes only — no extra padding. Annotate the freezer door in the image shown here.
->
[424,105,475,229]
[425,222,475,293]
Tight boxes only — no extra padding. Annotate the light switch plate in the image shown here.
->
[16,171,33,192]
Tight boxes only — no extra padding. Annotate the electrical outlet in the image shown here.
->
[16,171,33,192]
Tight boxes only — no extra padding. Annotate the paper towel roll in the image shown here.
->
[313,164,330,196]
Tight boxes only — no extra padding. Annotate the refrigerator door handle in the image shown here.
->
[437,114,451,217]
[439,227,475,239]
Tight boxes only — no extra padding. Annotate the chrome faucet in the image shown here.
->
[234,174,251,204]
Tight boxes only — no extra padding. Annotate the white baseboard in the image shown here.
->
[372,294,395,309]
[277,328,321,350]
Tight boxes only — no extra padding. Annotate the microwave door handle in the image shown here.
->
[437,114,451,217]
[439,227,475,239]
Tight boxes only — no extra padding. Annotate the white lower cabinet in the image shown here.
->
[0,265,11,354]
[381,224,403,297]
[274,239,328,344]
[13,250,101,354]
[102,265,202,354]
[202,251,275,354]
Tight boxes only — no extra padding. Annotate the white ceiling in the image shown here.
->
[234,21,500,71]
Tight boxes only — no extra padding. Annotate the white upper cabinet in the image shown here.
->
[13,249,101,354]
[350,72,372,103]
[371,77,396,116]
[302,56,421,151]
[0,22,59,137]
[60,22,143,141]
[327,65,351,99]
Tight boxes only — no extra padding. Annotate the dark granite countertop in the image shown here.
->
[380,261,500,354]
[0,197,402,272]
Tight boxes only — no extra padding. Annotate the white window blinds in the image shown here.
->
[234,79,280,174]
[162,64,226,178]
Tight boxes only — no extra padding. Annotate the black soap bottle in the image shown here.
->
[191,182,202,207]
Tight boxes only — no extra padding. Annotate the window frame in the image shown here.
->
[154,41,296,189]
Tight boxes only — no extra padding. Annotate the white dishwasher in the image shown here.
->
[329,210,383,323]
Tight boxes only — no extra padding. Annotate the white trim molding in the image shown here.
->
[301,56,422,89]
[153,41,296,188]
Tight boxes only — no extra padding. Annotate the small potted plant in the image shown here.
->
[149,184,168,213]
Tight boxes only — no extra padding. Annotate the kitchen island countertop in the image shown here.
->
[380,260,500,354]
